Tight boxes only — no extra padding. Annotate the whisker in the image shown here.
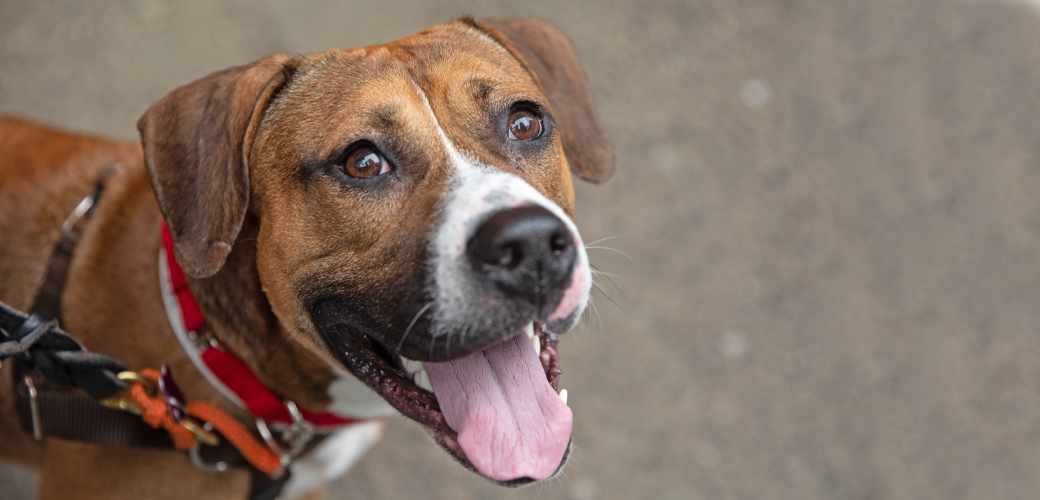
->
[591,282,622,310]
[449,325,466,360]
[462,323,474,346]
[584,246,634,262]
[589,293,604,332]
[594,295,605,331]
[584,235,619,247]
[445,323,460,359]
[590,264,626,298]
[582,295,598,334]
[397,301,435,352]
[281,323,316,351]
[588,266,621,278]
[281,324,302,343]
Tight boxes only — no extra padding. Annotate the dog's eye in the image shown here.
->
[342,147,391,178]
[508,110,542,141]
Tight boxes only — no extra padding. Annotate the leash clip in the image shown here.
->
[256,399,315,468]
[282,400,316,457]
[156,366,220,447]
[99,371,154,414]
[100,369,220,447]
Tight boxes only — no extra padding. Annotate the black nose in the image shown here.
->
[467,205,577,304]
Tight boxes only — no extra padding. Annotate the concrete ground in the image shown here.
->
[3,0,1040,498]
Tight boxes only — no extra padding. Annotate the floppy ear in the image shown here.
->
[138,54,295,278]
[470,17,616,184]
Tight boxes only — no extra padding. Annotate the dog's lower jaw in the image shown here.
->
[319,323,450,432]
[314,313,572,484]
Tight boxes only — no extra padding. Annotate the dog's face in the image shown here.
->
[139,18,613,485]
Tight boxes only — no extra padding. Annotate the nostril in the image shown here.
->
[499,244,520,267]
[549,233,569,256]
[466,205,576,297]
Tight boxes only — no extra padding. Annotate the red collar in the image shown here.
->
[161,223,358,428]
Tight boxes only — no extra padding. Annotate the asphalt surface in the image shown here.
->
[3,1,1040,499]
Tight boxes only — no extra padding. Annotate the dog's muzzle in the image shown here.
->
[467,205,577,312]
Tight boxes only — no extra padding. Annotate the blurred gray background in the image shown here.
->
[3,0,1040,498]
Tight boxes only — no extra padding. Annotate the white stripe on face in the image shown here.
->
[409,80,591,340]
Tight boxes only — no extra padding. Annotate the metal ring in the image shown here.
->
[188,422,228,473]
[255,418,293,466]
[280,400,315,458]
[115,371,156,393]
[285,400,304,423]
[255,418,287,453]
[61,194,96,232]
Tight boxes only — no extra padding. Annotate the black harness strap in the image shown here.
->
[15,377,174,448]
[2,305,128,400]
[0,172,293,500]
[30,180,105,322]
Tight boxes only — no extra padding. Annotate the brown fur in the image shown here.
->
[0,18,612,499]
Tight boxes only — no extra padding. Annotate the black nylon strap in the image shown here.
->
[13,376,297,500]
[0,313,51,357]
[3,170,294,500]
[30,179,104,322]
[29,228,81,321]
[0,175,127,399]
[15,372,174,448]
[0,306,128,400]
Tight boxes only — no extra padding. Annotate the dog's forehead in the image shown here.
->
[374,21,530,85]
[256,21,555,185]
[277,22,543,134]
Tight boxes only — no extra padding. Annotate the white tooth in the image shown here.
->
[559,389,568,405]
[400,356,424,375]
[414,369,433,392]
[525,322,540,355]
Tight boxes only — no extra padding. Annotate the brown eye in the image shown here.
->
[508,109,542,141]
[342,147,390,178]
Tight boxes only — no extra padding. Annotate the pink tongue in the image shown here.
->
[423,333,572,481]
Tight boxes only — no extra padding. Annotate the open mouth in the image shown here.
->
[319,318,570,486]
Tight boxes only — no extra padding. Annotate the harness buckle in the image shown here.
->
[23,375,42,441]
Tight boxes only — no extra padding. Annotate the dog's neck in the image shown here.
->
[184,213,339,411]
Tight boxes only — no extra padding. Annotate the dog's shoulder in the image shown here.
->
[0,115,141,309]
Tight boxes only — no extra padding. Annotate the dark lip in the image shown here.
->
[316,317,565,484]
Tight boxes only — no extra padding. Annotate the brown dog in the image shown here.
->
[0,17,613,499]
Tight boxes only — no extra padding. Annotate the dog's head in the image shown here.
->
[138,17,613,484]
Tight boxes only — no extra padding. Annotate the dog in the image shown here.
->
[0,16,614,499]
